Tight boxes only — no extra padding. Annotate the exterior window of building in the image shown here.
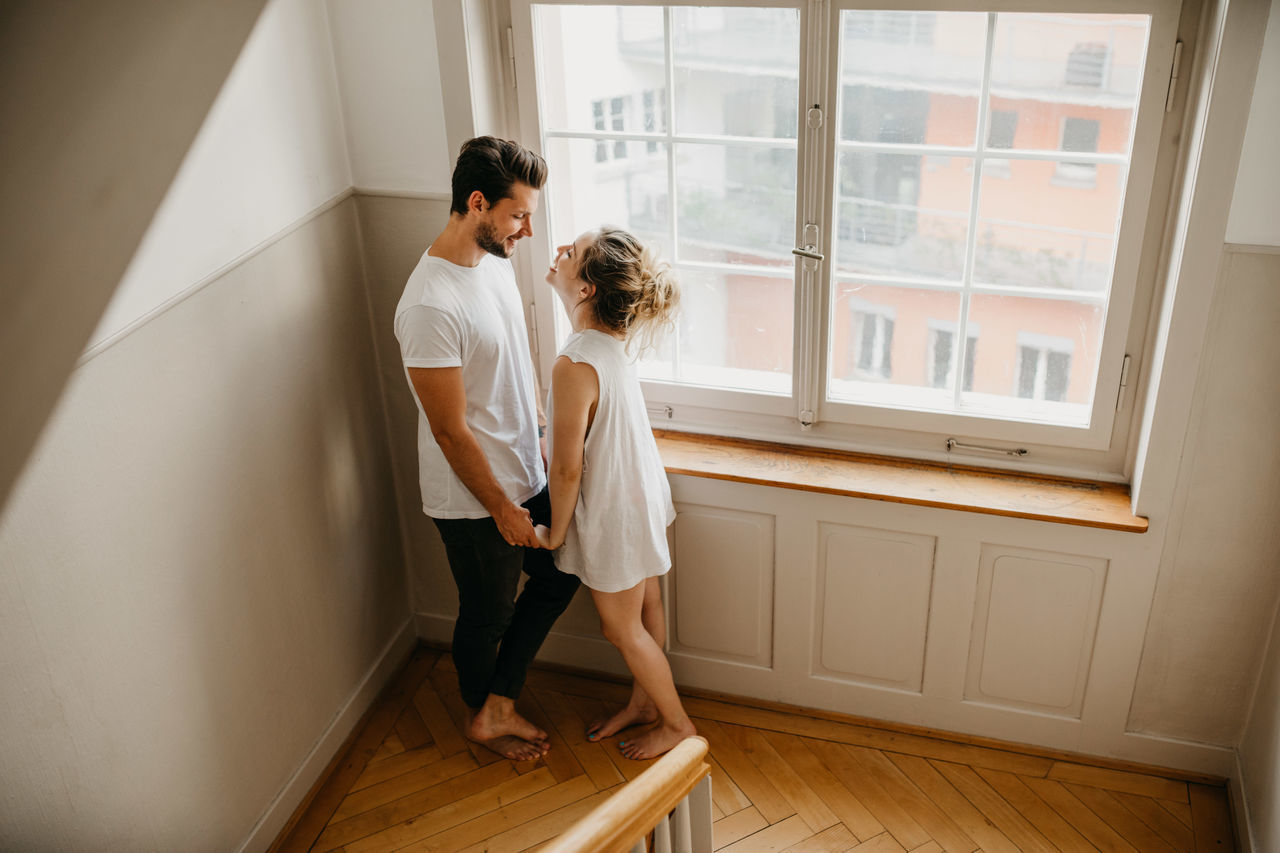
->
[592,100,608,163]
[610,96,628,158]
[643,88,664,152]
[1065,42,1109,87]
[1015,334,1074,402]
[851,303,895,380]
[1055,116,1101,186]
[518,1,1178,470]
[985,109,1018,178]
[928,323,978,392]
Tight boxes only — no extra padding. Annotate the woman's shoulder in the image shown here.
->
[559,329,626,362]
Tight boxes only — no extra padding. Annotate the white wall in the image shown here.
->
[326,0,452,194]
[1226,0,1280,247]
[0,0,411,848]
[90,0,354,351]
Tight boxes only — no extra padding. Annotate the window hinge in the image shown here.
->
[799,409,815,428]
[646,404,673,421]
[1165,40,1183,112]
[1115,353,1132,411]
[506,27,518,89]
[527,302,538,355]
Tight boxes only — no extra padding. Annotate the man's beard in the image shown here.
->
[475,220,514,258]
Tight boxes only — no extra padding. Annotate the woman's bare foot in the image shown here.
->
[466,697,550,759]
[586,702,658,742]
[619,720,697,760]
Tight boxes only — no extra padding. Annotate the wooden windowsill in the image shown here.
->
[654,430,1148,533]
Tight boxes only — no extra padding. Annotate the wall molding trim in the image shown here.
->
[353,187,452,203]
[1224,241,1280,256]
[79,187,356,367]
[237,618,417,853]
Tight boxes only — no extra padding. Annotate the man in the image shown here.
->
[394,136,579,760]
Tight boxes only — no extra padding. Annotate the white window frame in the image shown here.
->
[509,0,1185,479]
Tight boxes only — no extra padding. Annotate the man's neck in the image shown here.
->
[428,217,487,267]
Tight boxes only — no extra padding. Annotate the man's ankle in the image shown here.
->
[480,694,516,718]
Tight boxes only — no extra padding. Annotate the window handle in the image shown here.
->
[794,223,823,261]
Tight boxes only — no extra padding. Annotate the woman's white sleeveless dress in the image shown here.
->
[548,329,676,593]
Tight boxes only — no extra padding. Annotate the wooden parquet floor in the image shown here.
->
[272,646,1235,853]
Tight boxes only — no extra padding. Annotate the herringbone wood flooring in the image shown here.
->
[272,646,1235,852]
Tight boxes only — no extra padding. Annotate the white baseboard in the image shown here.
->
[1231,749,1257,852]
[415,611,629,680]
[238,618,418,853]
[1107,730,1237,779]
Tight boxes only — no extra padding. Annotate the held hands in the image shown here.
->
[533,524,556,551]
[494,501,540,548]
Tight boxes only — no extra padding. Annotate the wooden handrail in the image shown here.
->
[543,736,711,853]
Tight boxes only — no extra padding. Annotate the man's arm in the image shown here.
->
[408,366,539,548]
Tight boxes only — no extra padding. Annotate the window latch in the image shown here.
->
[946,438,1028,458]
[793,222,823,261]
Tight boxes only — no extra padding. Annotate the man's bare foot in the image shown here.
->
[466,699,550,759]
[475,733,546,761]
[587,703,659,742]
[619,720,697,761]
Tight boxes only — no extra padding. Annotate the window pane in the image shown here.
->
[674,8,799,138]
[974,163,1124,293]
[834,151,972,281]
[839,11,987,147]
[988,14,1149,155]
[965,293,1101,422]
[534,6,667,135]
[829,284,963,407]
[676,143,796,267]
[656,268,792,394]
[543,137,669,252]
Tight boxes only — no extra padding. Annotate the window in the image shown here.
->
[985,109,1018,178]
[928,322,978,392]
[1065,42,1110,87]
[515,0,1182,473]
[1015,333,1074,403]
[1055,116,1101,186]
[850,302,895,380]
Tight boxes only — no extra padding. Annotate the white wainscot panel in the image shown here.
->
[669,503,775,668]
[813,523,936,693]
[966,545,1108,718]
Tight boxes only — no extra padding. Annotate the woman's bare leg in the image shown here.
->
[592,578,695,759]
[587,577,665,740]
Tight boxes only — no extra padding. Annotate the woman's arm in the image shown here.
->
[536,355,598,550]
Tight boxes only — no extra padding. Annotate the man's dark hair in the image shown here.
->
[450,136,548,216]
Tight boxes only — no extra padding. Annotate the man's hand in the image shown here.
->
[494,501,540,548]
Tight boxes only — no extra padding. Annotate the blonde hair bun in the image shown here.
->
[577,227,681,354]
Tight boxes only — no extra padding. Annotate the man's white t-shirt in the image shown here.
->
[394,250,545,519]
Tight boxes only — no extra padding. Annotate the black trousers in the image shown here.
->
[432,487,580,709]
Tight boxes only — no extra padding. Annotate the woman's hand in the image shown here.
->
[534,524,558,550]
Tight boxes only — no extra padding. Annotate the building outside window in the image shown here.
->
[515,0,1180,473]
